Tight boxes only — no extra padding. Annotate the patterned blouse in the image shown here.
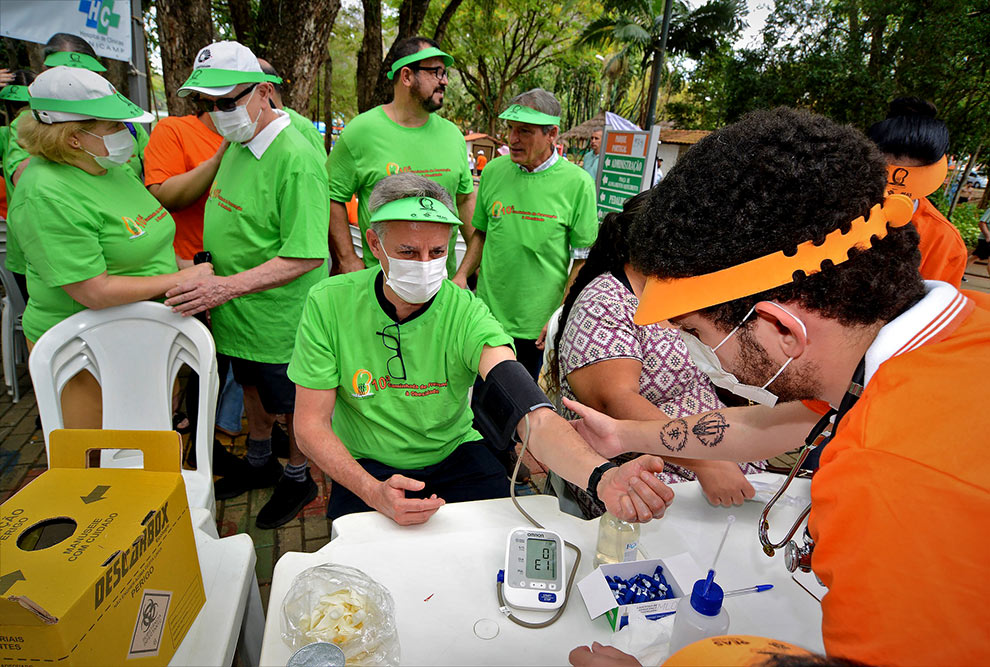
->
[557,271,763,517]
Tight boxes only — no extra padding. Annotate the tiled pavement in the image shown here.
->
[3,254,988,612]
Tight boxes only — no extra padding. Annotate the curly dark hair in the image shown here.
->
[545,191,650,395]
[866,97,949,165]
[629,107,925,332]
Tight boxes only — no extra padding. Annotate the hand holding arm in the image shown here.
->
[62,262,213,311]
[148,139,229,210]
[164,255,324,316]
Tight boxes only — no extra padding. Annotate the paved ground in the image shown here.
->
[4,254,988,612]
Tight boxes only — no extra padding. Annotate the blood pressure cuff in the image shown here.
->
[474,360,555,450]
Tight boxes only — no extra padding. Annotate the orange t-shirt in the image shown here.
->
[913,197,967,286]
[810,290,990,664]
[476,153,488,172]
[144,115,223,260]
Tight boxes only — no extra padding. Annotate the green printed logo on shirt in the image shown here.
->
[488,200,557,222]
[121,204,169,238]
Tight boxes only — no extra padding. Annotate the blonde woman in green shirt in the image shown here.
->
[9,67,212,429]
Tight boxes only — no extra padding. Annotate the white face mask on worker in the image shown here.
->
[82,128,134,168]
[209,88,260,143]
[382,250,446,304]
[679,304,806,408]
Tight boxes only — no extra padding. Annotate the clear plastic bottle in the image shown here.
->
[668,579,730,654]
[594,511,640,566]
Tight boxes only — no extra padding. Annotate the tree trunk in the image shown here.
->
[256,0,341,113]
[324,57,334,153]
[433,0,465,44]
[228,0,258,52]
[356,0,384,112]
[358,0,432,111]
[156,0,213,116]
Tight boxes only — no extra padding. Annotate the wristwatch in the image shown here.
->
[586,461,619,505]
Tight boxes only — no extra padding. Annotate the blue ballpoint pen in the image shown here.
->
[723,584,774,598]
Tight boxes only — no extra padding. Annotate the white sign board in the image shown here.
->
[595,125,661,220]
[0,0,132,63]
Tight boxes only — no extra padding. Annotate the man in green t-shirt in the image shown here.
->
[165,41,330,530]
[454,89,599,381]
[290,173,672,525]
[326,36,476,278]
[258,59,326,156]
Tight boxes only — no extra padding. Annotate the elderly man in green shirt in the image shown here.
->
[165,41,330,529]
[290,172,672,525]
[326,36,476,278]
[454,89,598,381]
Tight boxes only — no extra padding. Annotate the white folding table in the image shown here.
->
[259,473,822,666]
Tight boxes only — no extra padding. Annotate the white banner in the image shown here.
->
[0,0,132,63]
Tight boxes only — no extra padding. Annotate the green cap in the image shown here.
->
[369,196,462,226]
[0,85,29,102]
[43,51,106,72]
[387,47,454,80]
[498,103,560,126]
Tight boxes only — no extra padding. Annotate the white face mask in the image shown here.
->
[679,303,806,407]
[209,87,260,143]
[82,128,134,169]
[381,248,447,304]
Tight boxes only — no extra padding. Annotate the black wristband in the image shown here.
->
[586,461,619,506]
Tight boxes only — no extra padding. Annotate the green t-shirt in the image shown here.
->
[3,110,30,274]
[203,122,330,364]
[284,107,326,156]
[289,268,513,469]
[8,158,178,341]
[473,156,599,338]
[325,106,473,276]
[124,122,150,182]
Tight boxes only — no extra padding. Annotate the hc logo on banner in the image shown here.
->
[78,0,121,35]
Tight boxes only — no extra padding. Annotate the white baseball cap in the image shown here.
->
[28,66,154,124]
[178,41,280,97]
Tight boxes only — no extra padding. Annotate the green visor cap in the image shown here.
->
[499,104,560,126]
[387,47,454,80]
[43,52,106,72]
[178,68,282,95]
[369,196,462,226]
[0,85,29,102]
[30,91,151,121]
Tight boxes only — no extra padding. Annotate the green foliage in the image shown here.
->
[577,0,745,125]
[933,187,986,248]
[680,0,990,146]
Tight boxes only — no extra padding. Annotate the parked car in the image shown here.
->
[967,170,988,188]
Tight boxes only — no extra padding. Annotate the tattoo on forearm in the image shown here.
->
[660,419,688,452]
[692,412,729,447]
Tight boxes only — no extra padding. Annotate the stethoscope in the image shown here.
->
[758,360,865,574]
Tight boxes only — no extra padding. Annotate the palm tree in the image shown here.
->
[580,0,744,126]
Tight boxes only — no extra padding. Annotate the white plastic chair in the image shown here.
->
[29,301,219,515]
[1,225,29,403]
[172,507,264,667]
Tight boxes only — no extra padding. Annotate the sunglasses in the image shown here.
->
[193,83,258,113]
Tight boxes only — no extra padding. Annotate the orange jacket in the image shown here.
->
[810,290,990,665]
[913,197,967,286]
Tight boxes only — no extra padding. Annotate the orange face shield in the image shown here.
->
[633,195,914,325]
[885,155,948,199]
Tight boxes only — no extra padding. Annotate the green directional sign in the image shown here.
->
[594,127,659,221]
[600,172,641,195]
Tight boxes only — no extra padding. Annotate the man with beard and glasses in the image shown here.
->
[562,108,990,666]
[326,37,476,277]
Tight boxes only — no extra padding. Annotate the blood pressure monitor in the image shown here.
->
[502,527,566,611]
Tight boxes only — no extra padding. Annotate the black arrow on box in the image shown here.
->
[0,570,25,595]
[81,485,111,504]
